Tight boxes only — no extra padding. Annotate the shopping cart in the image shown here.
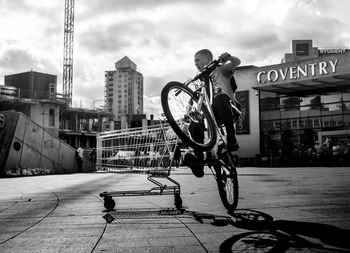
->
[97,123,182,211]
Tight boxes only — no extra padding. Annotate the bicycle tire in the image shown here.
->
[215,153,239,211]
[161,81,217,151]
[219,231,290,253]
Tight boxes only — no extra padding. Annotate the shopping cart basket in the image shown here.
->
[97,123,182,211]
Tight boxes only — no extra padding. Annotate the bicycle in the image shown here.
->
[161,58,239,211]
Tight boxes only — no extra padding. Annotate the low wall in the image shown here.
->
[0,110,94,177]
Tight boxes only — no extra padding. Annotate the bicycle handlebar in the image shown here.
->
[191,59,220,83]
[174,59,221,96]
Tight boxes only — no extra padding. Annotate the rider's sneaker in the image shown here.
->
[183,153,204,178]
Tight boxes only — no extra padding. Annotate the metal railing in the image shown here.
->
[0,86,68,104]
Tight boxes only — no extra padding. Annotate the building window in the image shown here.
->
[49,108,55,127]
[296,43,309,56]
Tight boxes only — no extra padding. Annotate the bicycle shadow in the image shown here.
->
[102,207,350,252]
[214,209,350,253]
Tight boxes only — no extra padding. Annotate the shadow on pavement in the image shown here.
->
[103,208,350,252]
[222,209,350,253]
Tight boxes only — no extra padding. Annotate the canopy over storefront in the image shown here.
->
[253,51,350,96]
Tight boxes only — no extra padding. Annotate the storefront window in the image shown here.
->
[260,90,350,166]
[280,108,300,120]
[260,91,277,99]
[298,118,310,129]
[321,102,343,114]
[343,92,350,100]
[344,114,350,127]
[261,110,280,120]
[300,107,321,117]
[260,91,279,111]
[343,93,350,112]
[286,131,300,151]
[281,96,300,110]
[343,102,350,111]
[261,120,275,131]
[300,95,320,107]
[321,93,342,104]
[322,114,343,129]
[281,119,291,130]
[300,129,317,149]
[261,132,281,156]
[300,95,322,115]
[269,132,281,156]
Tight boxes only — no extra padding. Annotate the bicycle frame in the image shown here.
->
[183,61,228,150]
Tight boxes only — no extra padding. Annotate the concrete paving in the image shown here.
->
[0,166,349,252]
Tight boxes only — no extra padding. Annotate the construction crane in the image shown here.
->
[63,0,75,107]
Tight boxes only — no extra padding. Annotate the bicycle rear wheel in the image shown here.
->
[161,81,217,151]
[215,153,239,211]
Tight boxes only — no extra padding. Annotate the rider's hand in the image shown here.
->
[219,52,231,62]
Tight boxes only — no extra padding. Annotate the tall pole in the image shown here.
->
[63,0,75,107]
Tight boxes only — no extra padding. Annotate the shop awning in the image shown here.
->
[253,72,350,96]
[251,51,350,96]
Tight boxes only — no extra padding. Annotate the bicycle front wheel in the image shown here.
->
[161,81,217,151]
[215,153,239,211]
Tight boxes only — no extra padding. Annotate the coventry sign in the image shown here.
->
[257,59,338,84]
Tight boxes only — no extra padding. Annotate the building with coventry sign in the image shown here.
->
[234,40,350,166]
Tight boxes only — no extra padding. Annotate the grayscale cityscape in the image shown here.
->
[0,0,349,252]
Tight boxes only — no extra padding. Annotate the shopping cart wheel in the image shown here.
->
[174,193,182,210]
[103,196,115,211]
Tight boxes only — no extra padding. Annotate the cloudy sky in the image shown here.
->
[0,0,349,117]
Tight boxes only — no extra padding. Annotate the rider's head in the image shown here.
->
[194,49,213,72]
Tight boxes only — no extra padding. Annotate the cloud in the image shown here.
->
[231,30,282,65]
[78,0,222,17]
[78,19,159,55]
[143,95,163,118]
[0,48,35,72]
[1,0,350,114]
[0,47,60,80]
[281,1,345,47]
[295,0,333,14]
[144,76,165,97]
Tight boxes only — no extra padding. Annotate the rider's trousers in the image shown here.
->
[212,93,238,150]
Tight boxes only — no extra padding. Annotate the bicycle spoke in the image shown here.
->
[215,154,238,211]
[161,81,217,151]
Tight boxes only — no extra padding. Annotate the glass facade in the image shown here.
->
[260,91,350,166]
